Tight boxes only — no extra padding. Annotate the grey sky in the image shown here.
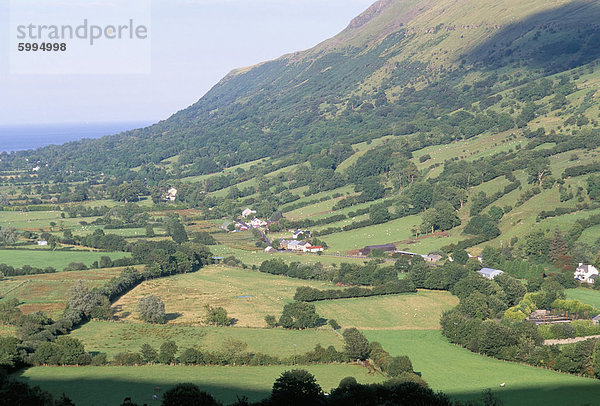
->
[0,0,375,125]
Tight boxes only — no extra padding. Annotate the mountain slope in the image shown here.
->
[1,0,600,182]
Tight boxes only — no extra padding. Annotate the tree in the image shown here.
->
[488,206,504,222]
[192,231,217,245]
[592,340,600,378]
[278,302,321,330]
[165,215,188,244]
[271,369,323,406]
[464,215,500,239]
[265,315,277,328]
[524,231,550,260]
[420,202,460,234]
[158,340,178,364]
[526,157,551,186]
[369,204,390,225]
[54,336,86,365]
[452,249,469,265]
[204,305,231,326]
[588,175,600,200]
[137,295,166,324]
[343,328,370,360]
[170,221,189,244]
[90,295,113,320]
[408,257,430,289]
[67,280,102,318]
[140,343,158,363]
[494,273,526,307]
[0,227,18,246]
[328,319,341,330]
[386,356,414,377]
[0,336,19,366]
[549,229,568,264]
[161,383,219,406]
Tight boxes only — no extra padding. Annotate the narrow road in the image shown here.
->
[544,335,600,345]
[240,220,271,246]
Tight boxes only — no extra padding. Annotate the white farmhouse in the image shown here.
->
[242,208,257,218]
[477,268,504,280]
[166,188,178,202]
[574,263,599,284]
[250,217,267,227]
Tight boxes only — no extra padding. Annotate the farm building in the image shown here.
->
[264,246,276,253]
[478,268,504,280]
[250,217,268,227]
[234,222,249,231]
[165,187,178,202]
[279,239,293,249]
[242,208,257,218]
[288,241,311,252]
[292,230,311,239]
[574,263,599,284]
[37,240,48,246]
[359,244,396,256]
[307,246,324,253]
[424,254,443,263]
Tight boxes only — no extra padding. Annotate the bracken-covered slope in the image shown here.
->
[2,0,600,180]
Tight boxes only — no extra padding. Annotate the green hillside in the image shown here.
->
[5,1,600,404]
[2,0,600,265]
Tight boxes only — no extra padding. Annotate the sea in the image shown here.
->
[0,121,156,153]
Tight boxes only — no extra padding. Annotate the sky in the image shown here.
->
[0,0,375,125]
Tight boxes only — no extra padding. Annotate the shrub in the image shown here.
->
[137,295,166,324]
[204,305,231,326]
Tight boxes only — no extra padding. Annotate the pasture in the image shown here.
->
[323,214,422,253]
[110,265,341,327]
[0,210,101,231]
[314,290,458,330]
[1,268,128,317]
[18,364,383,405]
[208,244,370,267]
[70,321,343,359]
[365,330,600,406]
[0,248,131,269]
[566,288,600,308]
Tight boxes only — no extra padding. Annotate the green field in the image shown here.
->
[365,330,600,406]
[566,288,600,308]
[323,214,422,253]
[17,364,383,405]
[1,268,129,317]
[578,224,600,246]
[208,245,368,267]
[110,265,342,327]
[70,321,343,359]
[0,248,131,269]
[314,290,458,330]
[0,210,101,231]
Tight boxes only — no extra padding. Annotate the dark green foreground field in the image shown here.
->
[19,329,600,406]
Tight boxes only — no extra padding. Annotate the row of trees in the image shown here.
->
[293,279,416,302]
[258,259,402,287]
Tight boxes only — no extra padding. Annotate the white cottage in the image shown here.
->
[574,263,599,284]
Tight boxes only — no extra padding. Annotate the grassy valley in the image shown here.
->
[3,0,600,404]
